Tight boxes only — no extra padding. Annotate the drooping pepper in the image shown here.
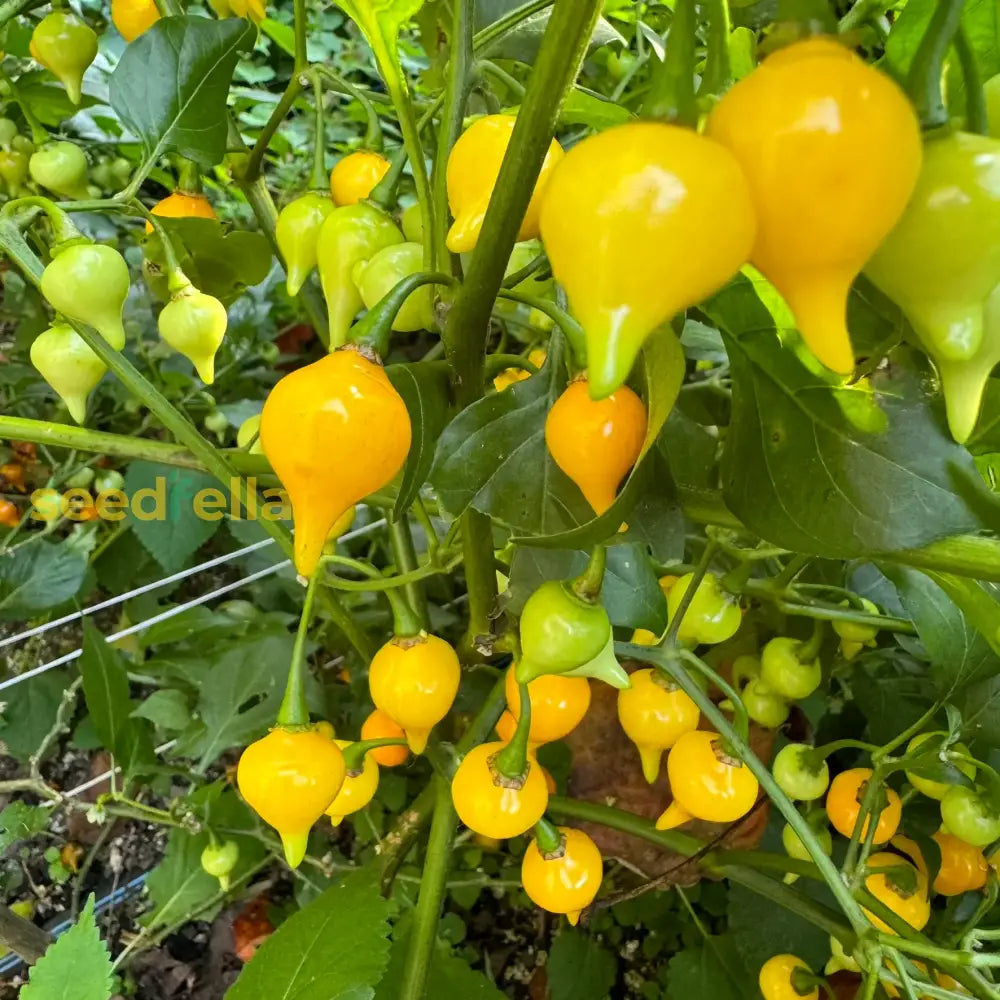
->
[351,242,435,333]
[315,203,404,348]
[29,141,91,201]
[260,346,411,577]
[30,11,97,106]
[157,277,228,384]
[29,323,106,424]
[866,131,1000,443]
[276,192,334,297]
[324,740,380,825]
[40,242,130,350]
[539,121,755,398]
[706,37,922,375]
[329,150,391,206]
[447,114,563,254]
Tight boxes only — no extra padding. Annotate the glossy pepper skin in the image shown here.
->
[617,668,700,783]
[316,203,404,348]
[0,500,19,528]
[760,636,821,700]
[30,324,106,424]
[504,665,591,747]
[200,840,239,891]
[157,283,228,384]
[932,831,988,896]
[367,633,461,753]
[515,580,629,689]
[447,114,563,253]
[276,193,334,297]
[656,730,759,830]
[825,767,901,844]
[360,709,409,767]
[707,37,922,374]
[904,731,976,800]
[0,148,29,194]
[325,740,380,825]
[940,786,1000,848]
[540,121,754,399]
[450,742,549,839]
[772,744,829,802]
[31,12,97,106]
[666,572,741,645]
[236,727,346,868]
[521,827,603,925]
[41,244,130,351]
[260,347,411,577]
[145,191,217,234]
[329,150,390,206]
[545,378,646,516]
[111,0,160,41]
[863,852,930,932]
[758,955,818,1000]
[352,242,435,333]
[867,132,1000,442]
[29,141,90,201]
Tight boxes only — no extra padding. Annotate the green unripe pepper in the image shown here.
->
[0,149,29,193]
[0,118,18,149]
[30,323,107,424]
[316,202,403,348]
[276,192,334,297]
[30,11,98,106]
[200,839,239,891]
[158,278,228,384]
[29,141,90,201]
[352,242,435,333]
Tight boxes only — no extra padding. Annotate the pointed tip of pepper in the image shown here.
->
[655,800,693,831]
[280,829,309,869]
[194,355,216,385]
[405,728,429,754]
[586,336,640,401]
[566,910,582,926]
[638,746,663,785]
[64,394,88,425]
[445,207,486,255]
[326,813,344,827]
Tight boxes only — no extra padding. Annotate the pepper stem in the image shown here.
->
[797,619,824,663]
[493,681,532,780]
[571,544,606,603]
[954,23,988,136]
[642,0,698,126]
[342,736,408,770]
[905,0,964,130]
[2,196,83,246]
[309,73,328,192]
[532,816,563,855]
[385,586,424,639]
[276,561,323,727]
[176,157,202,194]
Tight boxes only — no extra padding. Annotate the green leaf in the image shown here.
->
[15,72,99,126]
[706,277,988,557]
[79,623,156,779]
[173,632,294,769]
[430,337,593,536]
[558,88,634,129]
[547,930,617,1000]
[386,361,452,518]
[883,567,1000,694]
[259,16,296,56]
[666,935,746,1000]
[131,689,192,732]
[0,801,49,853]
[334,0,426,82]
[0,669,69,763]
[21,896,114,1000]
[0,540,86,619]
[506,542,667,633]
[110,16,256,168]
[227,868,392,1000]
[124,462,222,573]
[142,219,273,306]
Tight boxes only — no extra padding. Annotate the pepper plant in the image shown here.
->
[3,0,1000,998]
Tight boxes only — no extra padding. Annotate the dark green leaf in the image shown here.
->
[0,540,87,619]
[143,829,223,931]
[386,361,452,518]
[0,801,49,853]
[21,897,114,1000]
[124,462,222,573]
[0,669,69,762]
[227,868,392,1000]
[547,930,617,1000]
[666,934,746,1000]
[131,689,192,732]
[706,277,987,557]
[110,16,256,168]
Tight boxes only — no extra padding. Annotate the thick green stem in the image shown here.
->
[572,544,606,602]
[441,0,603,406]
[277,565,322,726]
[388,515,430,630]
[533,816,563,854]
[493,681,532,778]
[643,0,697,124]
[955,23,988,135]
[310,75,327,191]
[495,289,587,367]
[461,509,498,655]
[698,0,731,98]
[472,0,553,53]
[905,0,964,130]
[292,0,308,71]
[384,587,424,638]
[399,777,456,1000]
[244,76,306,182]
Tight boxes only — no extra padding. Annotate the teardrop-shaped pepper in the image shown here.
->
[260,346,411,577]
[706,37,922,374]
[447,114,563,254]
[145,190,217,234]
[276,192,334,297]
[29,141,91,201]
[324,740,380,825]
[157,280,228,383]
[545,377,646,516]
[30,323,107,424]
[352,241,435,333]
[539,122,755,399]
[330,150,390,206]
[41,243,130,350]
[30,11,97,106]
[111,0,160,41]
[866,131,1000,443]
[315,203,404,348]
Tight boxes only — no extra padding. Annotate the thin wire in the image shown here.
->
[62,740,178,799]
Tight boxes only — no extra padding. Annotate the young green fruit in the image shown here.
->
[41,244,130,350]
[276,192,334,297]
[400,202,423,243]
[29,141,90,201]
[0,149,29,193]
[157,282,228,383]
[352,242,435,333]
[30,11,97,106]
[0,119,18,149]
[200,839,239,891]
[30,323,106,424]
